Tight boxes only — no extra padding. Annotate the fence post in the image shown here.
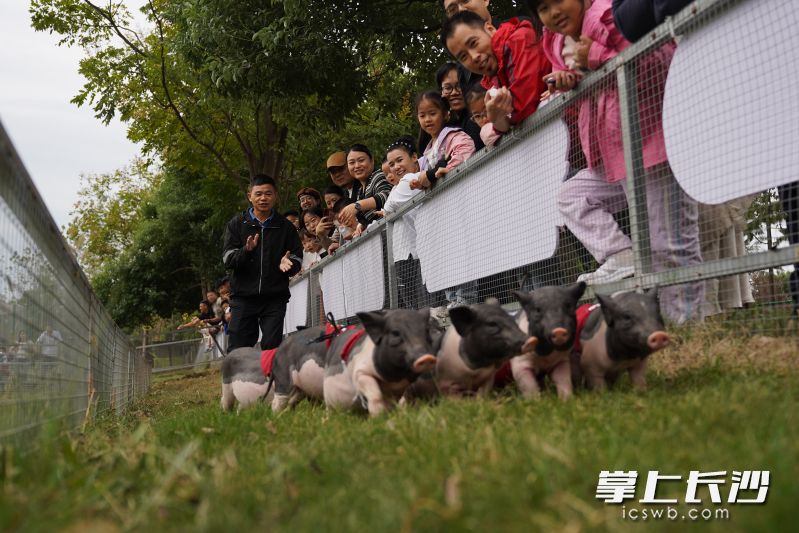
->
[617,61,653,281]
[385,221,398,309]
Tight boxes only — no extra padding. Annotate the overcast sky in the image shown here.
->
[0,2,143,229]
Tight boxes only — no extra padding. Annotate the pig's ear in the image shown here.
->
[357,311,387,343]
[569,281,587,301]
[448,306,476,336]
[595,293,616,326]
[512,290,531,305]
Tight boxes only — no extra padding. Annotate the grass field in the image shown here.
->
[1,326,797,532]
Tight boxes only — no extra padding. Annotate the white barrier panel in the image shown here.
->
[341,235,385,314]
[321,257,346,319]
[392,207,419,262]
[663,0,799,204]
[414,119,569,291]
[284,277,308,334]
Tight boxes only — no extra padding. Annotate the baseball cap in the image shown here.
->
[326,151,347,170]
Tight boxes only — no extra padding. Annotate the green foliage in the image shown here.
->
[89,167,241,330]
[746,189,786,251]
[65,159,160,276]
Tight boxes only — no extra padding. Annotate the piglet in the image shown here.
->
[323,308,438,416]
[511,282,586,399]
[435,300,538,396]
[220,327,330,412]
[576,290,671,391]
[220,347,275,411]
[269,326,330,412]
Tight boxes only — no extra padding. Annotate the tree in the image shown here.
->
[30,0,529,185]
[90,165,240,330]
[65,158,160,276]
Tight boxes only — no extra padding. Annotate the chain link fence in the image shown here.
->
[0,121,151,444]
[289,0,799,338]
[139,329,225,375]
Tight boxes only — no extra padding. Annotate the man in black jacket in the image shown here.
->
[223,174,303,351]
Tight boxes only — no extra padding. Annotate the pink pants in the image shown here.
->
[557,163,705,324]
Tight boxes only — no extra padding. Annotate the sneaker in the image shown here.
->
[446,299,469,310]
[431,305,450,328]
[577,249,635,284]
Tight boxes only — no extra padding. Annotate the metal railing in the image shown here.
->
[0,120,150,444]
[139,332,225,375]
[288,0,799,332]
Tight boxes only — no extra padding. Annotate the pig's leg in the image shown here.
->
[550,361,573,400]
[510,355,540,398]
[583,367,608,392]
[271,393,290,413]
[221,383,235,412]
[628,360,648,391]
[476,374,496,397]
[570,353,584,389]
[354,374,387,416]
[287,387,305,409]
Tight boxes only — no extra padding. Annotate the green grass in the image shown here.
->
[0,333,797,532]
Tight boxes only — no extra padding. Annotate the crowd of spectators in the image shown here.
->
[178,279,231,357]
[264,0,797,324]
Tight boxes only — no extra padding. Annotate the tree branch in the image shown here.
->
[148,0,246,184]
[82,0,147,57]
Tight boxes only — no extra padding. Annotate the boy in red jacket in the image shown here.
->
[441,10,551,145]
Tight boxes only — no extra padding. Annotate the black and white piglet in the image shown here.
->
[511,282,586,399]
[323,308,439,416]
[435,300,538,396]
[574,290,671,391]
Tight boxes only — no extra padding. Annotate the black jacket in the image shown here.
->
[223,210,303,301]
[612,0,693,42]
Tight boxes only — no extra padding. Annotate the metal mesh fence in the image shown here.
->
[0,121,150,444]
[287,0,799,338]
[142,337,224,375]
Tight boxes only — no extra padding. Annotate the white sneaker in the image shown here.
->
[431,306,450,328]
[577,249,635,284]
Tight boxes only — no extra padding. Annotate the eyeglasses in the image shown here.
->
[441,84,462,95]
[470,112,487,121]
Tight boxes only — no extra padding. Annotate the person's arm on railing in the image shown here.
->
[578,9,629,71]
[444,131,476,169]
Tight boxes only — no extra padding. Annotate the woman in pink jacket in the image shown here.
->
[533,0,703,324]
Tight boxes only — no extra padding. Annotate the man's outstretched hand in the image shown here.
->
[279,250,294,273]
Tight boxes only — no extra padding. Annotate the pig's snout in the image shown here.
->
[550,327,569,347]
[521,336,538,354]
[647,331,670,351]
[413,354,437,373]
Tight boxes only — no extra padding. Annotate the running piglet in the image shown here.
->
[435,300,538,396]
[574,290,671,391]
[323,308,439,416]
[511,282,586,399]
